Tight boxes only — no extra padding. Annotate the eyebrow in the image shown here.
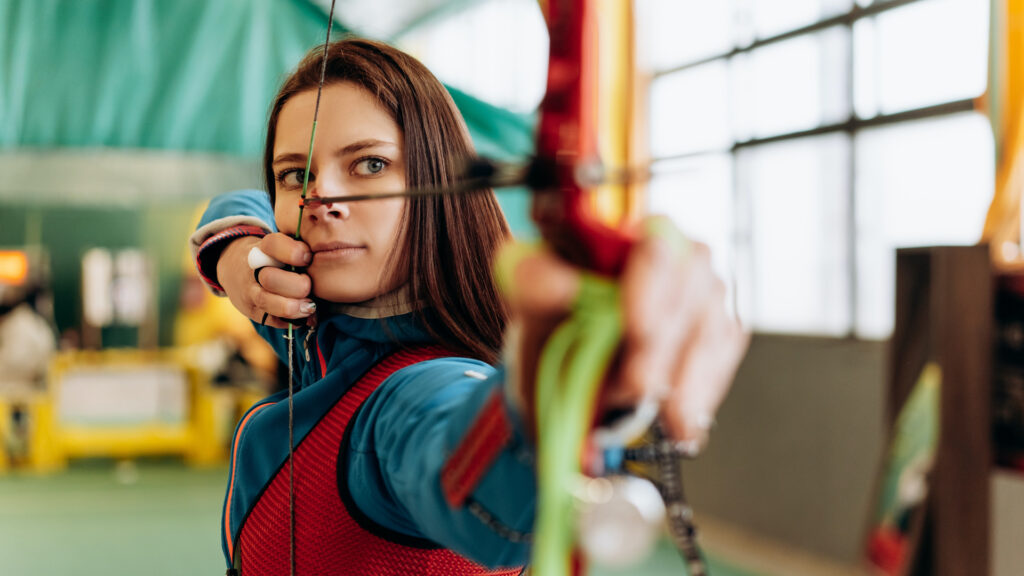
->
[272,139,398,167]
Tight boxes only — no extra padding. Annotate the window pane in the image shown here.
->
[650,62,732,157]
[853,0,989,117]
[647,155,735,291]
[732,27,850,141]
[637,0,735,70]
[737,134,851,335]
[749,0,853,39]
[855,112,995,338]
[397,0,548,113]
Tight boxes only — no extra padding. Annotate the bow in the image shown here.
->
[527,2,708,575]
[291,1,708,574]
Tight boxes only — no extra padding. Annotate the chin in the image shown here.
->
[312,285,379,304]
[308,272,379,303]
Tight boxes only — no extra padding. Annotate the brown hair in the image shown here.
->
[263,38,511,364]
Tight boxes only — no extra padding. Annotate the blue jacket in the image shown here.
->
[196,190,534,569]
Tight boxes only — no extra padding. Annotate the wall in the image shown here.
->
[686,334,888,564]
[691,333,1024,573]
[992,470,1024,576]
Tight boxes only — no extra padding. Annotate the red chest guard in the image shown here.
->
[235,346,523,576]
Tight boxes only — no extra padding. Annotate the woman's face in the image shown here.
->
[272,82,407,303]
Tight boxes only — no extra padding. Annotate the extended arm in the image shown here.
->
[349,359,534,569]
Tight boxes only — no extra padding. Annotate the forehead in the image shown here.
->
[275,82,400,151]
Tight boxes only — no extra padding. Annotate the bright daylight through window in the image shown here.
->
[641,0,993,338]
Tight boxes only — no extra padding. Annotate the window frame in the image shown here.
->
[645,0,985,339]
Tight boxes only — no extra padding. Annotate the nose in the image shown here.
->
[305,182,350,223]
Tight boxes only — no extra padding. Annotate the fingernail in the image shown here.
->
[302,252,312,265]
[300,301,316,315]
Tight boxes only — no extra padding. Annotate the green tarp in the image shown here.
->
[0,0,534,160]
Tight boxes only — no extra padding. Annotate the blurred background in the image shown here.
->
[1,0,1022,575]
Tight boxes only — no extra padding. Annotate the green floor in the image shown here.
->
[0,461,756,576]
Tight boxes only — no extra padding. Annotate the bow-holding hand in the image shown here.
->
[499,216,748,452]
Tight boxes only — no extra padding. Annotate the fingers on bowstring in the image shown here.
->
[246,282,316,325]
[257,313,290,330]
[254,266,312,300]
[244,301,290,329]
[260,232,313,268]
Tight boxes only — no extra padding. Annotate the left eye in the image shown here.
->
[354,158,387,176]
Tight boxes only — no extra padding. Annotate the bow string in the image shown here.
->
[286,2,337,576]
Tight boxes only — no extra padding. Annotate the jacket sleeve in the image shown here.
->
[189,189,277,295]
[347,358,535,569]
[188,189,297,364]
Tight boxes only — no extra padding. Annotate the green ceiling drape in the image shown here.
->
[0,0,534,160]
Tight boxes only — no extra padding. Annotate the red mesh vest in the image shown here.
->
[235,346,524,576]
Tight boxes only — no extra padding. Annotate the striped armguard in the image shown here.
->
[441,389,514,508]
[195,224,267,294]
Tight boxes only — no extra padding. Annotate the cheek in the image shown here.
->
[372,202,407,251]
[365,201,407,287]
[274,199,299,233]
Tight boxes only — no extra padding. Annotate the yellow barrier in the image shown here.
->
[12,348,236,473]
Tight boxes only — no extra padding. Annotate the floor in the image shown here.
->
[0,460,760,576]
[1,461,225,576]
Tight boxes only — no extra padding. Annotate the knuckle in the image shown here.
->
[250,285,267,309]
[263,234,287,257]
[244,299,260,320]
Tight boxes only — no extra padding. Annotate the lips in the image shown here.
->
[310,241,367,263]
[311,241,364,253]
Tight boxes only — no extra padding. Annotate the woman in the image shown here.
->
[191,38,746,575]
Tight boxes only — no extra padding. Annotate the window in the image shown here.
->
[737,134,852,335]
[854,0,989,116]
[855,112,995,337]
[395,0,548,113]
[649,61,731,157]
[641,0,993,337]
[648,155,734,287]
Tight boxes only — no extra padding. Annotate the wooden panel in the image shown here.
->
[890,249,932,425]
[930,247,991,576]
[891,246,992,576]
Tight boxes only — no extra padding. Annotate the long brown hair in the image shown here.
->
[264,38,511,364]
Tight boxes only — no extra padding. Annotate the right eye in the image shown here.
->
[276,168,310,189]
